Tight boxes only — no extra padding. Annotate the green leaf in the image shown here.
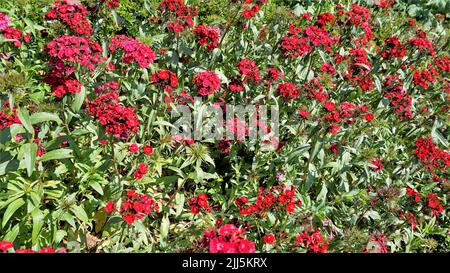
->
[17,107,34,134]
[3,224,20,242]
[30,112,63,125]
[22,143,37,177]
[71,205,89,223]
[160,214,170,241]
[2,198,25,228]
[31,208,45,244]
[40,149,73,161]
[71,86,86,113]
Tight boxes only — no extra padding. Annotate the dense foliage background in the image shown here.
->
[0,0,449,253]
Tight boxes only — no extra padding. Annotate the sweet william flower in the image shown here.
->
[264,234,275,244]
[143,145,153,155]
[105,201,115,213]
[0,241,14,252]
[129,143,139,153]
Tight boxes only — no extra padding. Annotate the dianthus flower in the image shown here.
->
[87,92,139,139]
[193,71,221,96]
[193,25,221,51]
[109,35,156,68]
[45,0,92,36]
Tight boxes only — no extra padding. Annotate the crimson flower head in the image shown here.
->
[264,234,275,244]
[143,145,153,155]
[129,143,139,153]
[0,241,14,253]
[193,71,221,97]
[105,201,115,213]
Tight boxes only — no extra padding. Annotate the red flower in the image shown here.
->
[129,143,139,153]
[0,241,14,252]
[277,82,300,100]
[264,234,275,244]
[193,25,221,51]
[109,35,156,68]
[105,201,115,213]
[371,158,383,171]
[238,58,262,83]
[193,71,221,96]
[143,145,153,155]
[299,109,310,118]
[365,113,374,121]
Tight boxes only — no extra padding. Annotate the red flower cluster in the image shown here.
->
[106,190,159,225]
[263,234,275,244]
[413,68,437,89]
[193,71,221,96]
[189,194,212,214]
[381,37,406,59]
[407,37,435,56]
[316,12,334,29]
[238,58,262,83]
[303,25,335,51]
[434,56,450,73]
[414,137,450,175]
[150,69,178,92]
[427,193,444,216]
[109,35,156,68]
[193,25,221,51]
[277,82,300,100]
[321,63,336,75]
[236,184,301,216]
[304,78,328,102]
[383,74,412,120]
[0,241,66,253]
[133,163,148,180]
[343,4,373,45]
[43,74,82,98]
[242,0,268,19]
[94,81,119,94]
[295,229,328,253]
[87,91,139,139]
[265,68,284,83]
[159,0,196,33]
[279,25,311,58]
[45,0,92,37]
[406,187,421,203]
[364,232,388,253]
[201,224,255,253]
[344,47,373,91]
[0,100,21,130]
[371,158,383,171]
[1,26,23,46]
[45,35,103,72]
[101,0,120,9]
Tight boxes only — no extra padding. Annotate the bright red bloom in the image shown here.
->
[109,35,156,68]
[87,92,139,139]
[129,143,139,153]
[264,234,275,244]
[365,113,374,121]
[159,0,196,33]
[238,58,262,83]
[296,229,328,253]
[299,109,310,118]
[203,223,255,253]
[45,0,92,36]
[381,37,406,59]
[143,145,153,155]
[105,201,115,213]
[0,241,14,252]
[193,71,221,96]
[371,158,383,171]
[277,82,300,100]
[0,100,21,130]
[193,25,221,51]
